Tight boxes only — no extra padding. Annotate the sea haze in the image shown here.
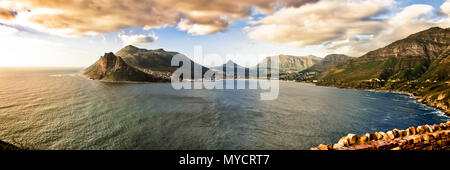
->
[0,68,448,149]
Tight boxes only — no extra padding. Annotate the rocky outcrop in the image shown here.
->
[83,52,170,82]
[311,121,450,150]
[419,94,450,116]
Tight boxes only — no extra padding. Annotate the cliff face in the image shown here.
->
[83,52,170,82]
[258,55,322,73]
[306,54,353,73]
[280,54,352,81]
[317,27,450,114]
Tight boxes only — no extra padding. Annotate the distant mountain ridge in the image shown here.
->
[256,54,322,75]
[304,54,353,73]
[211,60,250,79]
[280,54,353,81]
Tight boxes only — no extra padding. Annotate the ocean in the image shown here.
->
[0,68,448,150]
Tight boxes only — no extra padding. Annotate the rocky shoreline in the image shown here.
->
[312,121,450,150]
[313,83,450,117]
[366,89,449,116]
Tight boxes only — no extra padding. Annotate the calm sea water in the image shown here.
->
[0,68,448,150]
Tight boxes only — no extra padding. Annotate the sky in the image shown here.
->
[0,0,450,67]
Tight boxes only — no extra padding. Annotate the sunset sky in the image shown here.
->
[1,0,450,67]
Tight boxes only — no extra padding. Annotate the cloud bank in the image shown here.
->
[246,0,450,56]
[2,0,450,57]
[0,0,314,35]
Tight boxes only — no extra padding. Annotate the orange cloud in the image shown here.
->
[0,7,15,20]
[3,0,315,35]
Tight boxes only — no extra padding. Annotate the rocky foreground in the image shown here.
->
[0,140,20,150]
[312,121,450,150]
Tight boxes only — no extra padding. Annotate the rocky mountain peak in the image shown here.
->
[96,52,127,74]
[361,27,450,62]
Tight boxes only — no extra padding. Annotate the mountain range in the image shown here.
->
[316,27,450,114]
[83,27,449,114]
[85,47,323,81]
[84,45,210,81]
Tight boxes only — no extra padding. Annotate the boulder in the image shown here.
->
[386,131,395,140]
[317,144,328,150]
[365,133,374,141]
[375,132,385,140]
[382,133,391,141]
[346,134,358,145]
[408,127,416,135]
[393,129,400,138]
[399,130,408,137]
[358,135,369,144]
[424,125,433,133]
[416,126,425,134]
[337,136,349,147]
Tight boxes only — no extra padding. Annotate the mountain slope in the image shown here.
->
[115,45,208,75]
[257,55,321,73]
[84,52,170,82]
[281,54,353,81]
[116,45,180,72]
[305,54,353,73]
[317,27,450,114]
[319,27,450,85]
[115,45,209,79]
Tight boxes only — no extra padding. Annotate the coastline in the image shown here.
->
[311,83,450,117]
[365,89,449,117]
